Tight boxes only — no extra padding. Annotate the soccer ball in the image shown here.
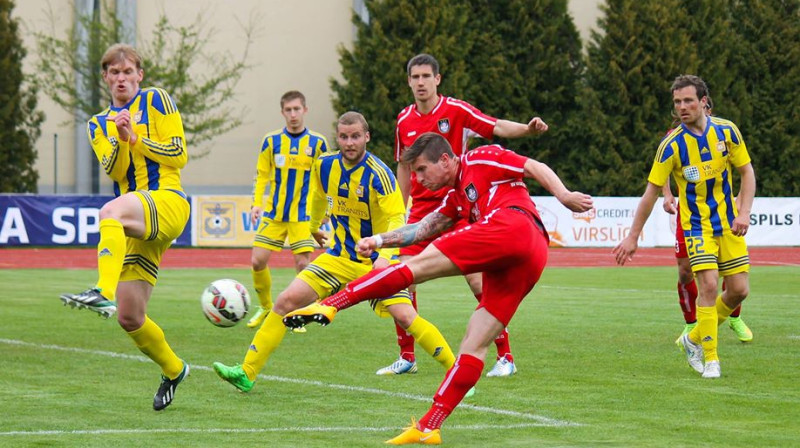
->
[200,279,251,327]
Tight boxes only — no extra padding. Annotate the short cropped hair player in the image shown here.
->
[60,43,191,410]
[284,132,593,444]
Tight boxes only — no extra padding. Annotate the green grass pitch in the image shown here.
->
[0,266,798,447]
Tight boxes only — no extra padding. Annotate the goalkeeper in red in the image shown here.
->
[284,132,593,445]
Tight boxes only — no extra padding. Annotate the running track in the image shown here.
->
[1,247,798,269]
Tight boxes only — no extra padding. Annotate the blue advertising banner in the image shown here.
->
[0,194,192,246]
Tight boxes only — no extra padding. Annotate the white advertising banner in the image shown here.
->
[531,196,800,247]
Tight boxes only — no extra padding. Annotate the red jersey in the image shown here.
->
[395,95,497,206]
[434,145,540,225]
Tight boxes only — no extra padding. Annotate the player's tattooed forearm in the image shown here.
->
[382,222,422,247]
[381,213,453,247]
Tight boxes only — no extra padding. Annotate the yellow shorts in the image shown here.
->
[120,190,190,285]
[253,217,315,254]
[296,253,411,317]
[685,231,750,276]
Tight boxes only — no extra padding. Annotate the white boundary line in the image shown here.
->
[0,338,580,436]
[0,423,555,437]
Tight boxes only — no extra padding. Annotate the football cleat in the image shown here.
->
[212,362,254,392]
[486,356,517,377]
[246,306,270,328]
[702,360,721,379]
[60,288,116,318]
[385,419,441,445]
[674,322,697,349]
[728,317,753,342]
[282,303,338,329]
[678,334,705,374]
[153,362,189,411]
[376,358,418,375]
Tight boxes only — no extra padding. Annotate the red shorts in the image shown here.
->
[400,199,447,257]
[431,207,548,326]
[674,208,687,259]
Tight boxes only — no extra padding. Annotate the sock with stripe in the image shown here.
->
[96,218,126,301]
[677,280,698,324]
[321,263,414,311]
[419,354,484,430]
[127,315,184,379]
[242,311,287,381]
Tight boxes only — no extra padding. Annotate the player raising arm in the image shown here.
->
[384,53,548,378]
[284,132,592,444]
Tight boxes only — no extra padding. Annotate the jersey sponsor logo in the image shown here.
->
[289,146,299,154]
[683,165,701,183]
[407,130,417,137]
[332,197,370,219]
[133,110,142,124]
[464,183,478,202]
[275,154,286,168]
[437,118,450,133]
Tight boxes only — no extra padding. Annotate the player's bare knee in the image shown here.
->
[389,304,417,328]
[251,254,268,271]
[294,257,310,273]
[99,202,122,221]
[273,293,309,316]
[117,314,143,332]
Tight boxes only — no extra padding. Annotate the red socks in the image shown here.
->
[419,354,484,430]
[395,291,417,362]
[321,263,415,311]
[677,280,698,324]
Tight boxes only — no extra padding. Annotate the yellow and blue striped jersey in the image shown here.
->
[308,151,406,264]
[87,87,187,197]
[252,128,329,222]
[649,116,751,237]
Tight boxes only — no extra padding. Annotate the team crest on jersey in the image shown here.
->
[683,165,701,183]
[304,146,313,156]
[356,185,364,197]
[437,118,450,133]
[716,141,727,152]
[133,110,142,124]
[464,183,478,202]
[275,154,286,168]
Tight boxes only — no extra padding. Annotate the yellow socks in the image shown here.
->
[128,316,184,379]
[252,267,273,309]
[406,315,455,370]
[690,306,719,362]
[715,294,735,326]
[242,310,287,380]
[96,218,125,300]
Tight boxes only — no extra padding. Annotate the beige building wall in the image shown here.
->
[17,0,602,195]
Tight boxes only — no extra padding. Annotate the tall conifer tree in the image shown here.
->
[0,0,44,192]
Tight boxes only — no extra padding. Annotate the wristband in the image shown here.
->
[373,234,383,248]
